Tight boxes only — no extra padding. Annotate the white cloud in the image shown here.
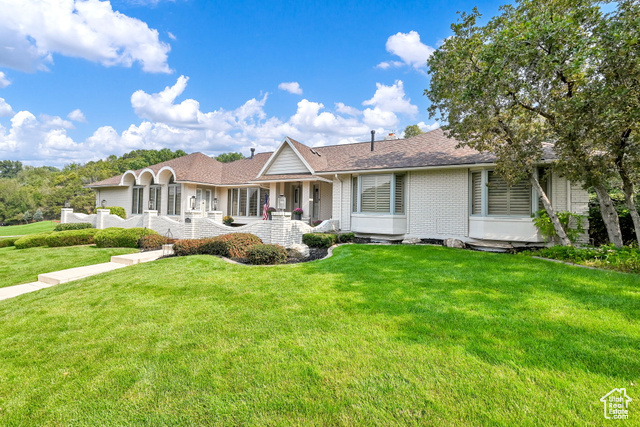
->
[278,82,303,95]
[380,31,435,71]
[168,32,177,41]
[67,109,87,122]
[0,0,171,73]
[0,77,424,166]
[0,98,13,117]
[0,72,10,88]
[416,121,440,132]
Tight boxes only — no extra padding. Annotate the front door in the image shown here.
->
[292,186,300,210]
[312,184,320,220]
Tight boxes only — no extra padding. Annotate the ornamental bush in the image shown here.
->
[94,227,158,248]
[302,233,337,248]
[247,244,288,265]
[45,229,99,247]
[172,238,212,256]
[105,206,127,219]
[54,223,94,231]
[138,234,172,251]
[0,237,18,248]
[14,232,55,249]
[210,233,262,258]
[337,232,355,243]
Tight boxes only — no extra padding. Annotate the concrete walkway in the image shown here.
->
[0,250,165,301]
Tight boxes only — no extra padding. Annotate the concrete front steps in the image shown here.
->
[0,250,165,301]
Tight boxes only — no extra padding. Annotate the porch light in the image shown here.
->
[101,200,107,209]
[277,194,286,211]
[64,200,70,208]
[213,198,218,210]
[190,195,197,210]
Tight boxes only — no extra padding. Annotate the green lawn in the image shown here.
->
[0,246,138,288]
[0,221,56,236]
[0,245,637,426]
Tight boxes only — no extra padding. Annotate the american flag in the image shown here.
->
[262,193,269,220]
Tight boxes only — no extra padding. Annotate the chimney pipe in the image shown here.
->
[250,147,255,159]
[370,130,376,151]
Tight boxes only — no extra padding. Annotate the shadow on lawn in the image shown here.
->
[312,245,640,380]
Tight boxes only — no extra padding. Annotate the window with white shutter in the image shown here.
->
[487,171,531,216]
[471,172,482,215]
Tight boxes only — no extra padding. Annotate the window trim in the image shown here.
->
[470,169,539,218]
[351,173,405,215]
[132,186,144,215]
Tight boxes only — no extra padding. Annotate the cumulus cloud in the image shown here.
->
[0,98,14,117]
[278,82,303,95]
[377,31,435,71]
[0,0,171,73]
[0,72,10,88]
[67,109,87,122]
[0,77,427,166]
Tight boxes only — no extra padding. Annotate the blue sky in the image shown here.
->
[0,0,506,167]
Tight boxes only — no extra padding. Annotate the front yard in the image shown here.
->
[0,221,56,236]
[0,245,637,426]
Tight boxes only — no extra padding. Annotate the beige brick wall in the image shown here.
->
[96,187,132,217]
[406,169,469,239]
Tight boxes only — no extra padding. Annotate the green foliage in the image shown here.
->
[44,229,99,247]
[54,223,94,231]
[528,244,640,274]
[139,234,171,251]
[532,210,585,243]
[33,209,44,222]
[106,206,126,219]
[223,215,234,225]
[403,124,424,139]
[0,160,23,179]
[0,237,18,248]
[215,152,245,163]
[589,194,639,247]
[173,238,212,256]
[336,232,355,243]
[246,244,288,265]
[23,211,32,223]
[302,233,337,248]
[14,232,55,249]
[94,227,158,248]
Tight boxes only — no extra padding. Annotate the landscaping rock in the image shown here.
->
[443,238,466,249]
[402,238,421,245]
[288,243,310,258]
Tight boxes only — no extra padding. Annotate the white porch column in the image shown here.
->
[301,181,311,223]
[269,182,277,205]
[270,211,292,247]
[143,210,158,229]
[96,209,111,229]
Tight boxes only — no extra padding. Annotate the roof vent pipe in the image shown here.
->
[370,130,376,151]
[250,147,255,159]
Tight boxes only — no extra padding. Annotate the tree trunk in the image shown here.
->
[593,183,624,247]
[621,176,640,247]
[530,174,572,246]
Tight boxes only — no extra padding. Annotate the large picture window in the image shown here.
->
[167,177,181,216]
[471,170,533,217]
[227,187,268,217]
[132,186,143,214]
[352,174,404,214]
[149,185,161,211]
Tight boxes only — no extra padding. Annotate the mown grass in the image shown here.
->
[0,245,637,426]
[0,246,138,288]
[0,221,56,236]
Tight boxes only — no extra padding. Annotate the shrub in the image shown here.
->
[247,244,288,265]
[139,234,172,251]
[44,229,99,247]
[223,215,234,225]
[54,223,94,231]
[33,209,44,222]
[212,233,262,258]
[173,238,212,256]
[312,220,323,227]
[527,244,640,274]
[588,194,639,246]
[105,206,126,219]
[14,232,54,249]
[302,233,337,248]
[94,227,158,248]
[531,209,585,243]
[0,237,18,248]
[337,232,355,243]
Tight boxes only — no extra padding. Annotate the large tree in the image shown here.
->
[427,0,635,247]
[215,152,245,163]
[403,124,424,139]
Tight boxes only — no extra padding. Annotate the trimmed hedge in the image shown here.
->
[139,234,175,251]
[337,232,355,243]
[247,244,288,265]
[302,233,337,248]
[45,229,99,247]
[14,232,55,249]
[173,233,263,258]
[106,206,126,219]
[94,227,159,248]
[54,223,94,231]
[0,237,18,248]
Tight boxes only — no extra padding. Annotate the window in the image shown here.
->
[205,190,211,211]
[132,186,143,214]
[149,185,161,211]
[167,177,181,215]
[487,171,531,216]
[228,187,265,217]
[352,174,404,214]
[470,172,482,215]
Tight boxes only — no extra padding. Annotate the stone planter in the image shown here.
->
[293,213,302,220]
